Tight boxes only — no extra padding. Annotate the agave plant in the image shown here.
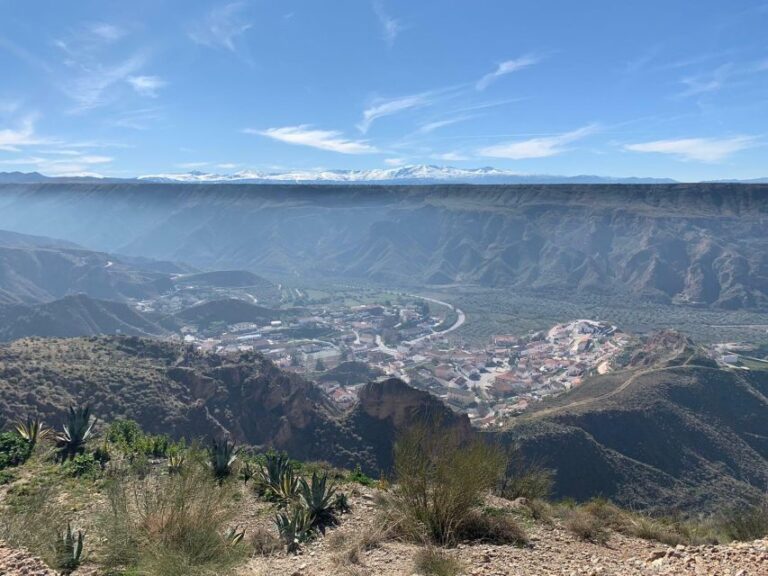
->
[274,507,313,553]
[209,438,238,482]
[258,451,300,504]
[299,472,339,533]
[55,406,96,462]
[14,416,51,450]
[168,452,185,475]
[239,460,255,485]
[334,492,351,514]
[224,525,246,546]
[55,522,84,575]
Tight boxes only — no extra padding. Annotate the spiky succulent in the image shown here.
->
[274,507,313,553]
[209,438,238,482]
[239,460,255,485]
[259,451,299,504]
[55,522,84,575]
[224,525,246,546]
[299,471,339,533]
[168,452,185,475]
[55,406,96,462]
[14,416,50,449]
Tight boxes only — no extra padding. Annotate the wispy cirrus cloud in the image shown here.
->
[88,22,125,42]
[416,116,473,135]
[476,54,541,91]
[675,63,733,99]
[624,136,758,162]
[189,2,253,54]
[358,92,436,133]
[373,1,403,48]
[478,124,598,159]
[248,125,379,154]
[127,75,167,98]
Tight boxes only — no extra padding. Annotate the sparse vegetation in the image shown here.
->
[413,547,464,576]
[563,507,610,544]
[391,422,507,545]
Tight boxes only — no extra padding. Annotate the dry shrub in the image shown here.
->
[100,463,244,576]
[0,483,69,568]
[413,547,464,576]
[250,526,281,556]
[564,508,610,544]
[392,422,506,545]
[499,451,554,501]
[457,509,527,545]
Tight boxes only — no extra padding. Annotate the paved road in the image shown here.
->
[375,294,466,355]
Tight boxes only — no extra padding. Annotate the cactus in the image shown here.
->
[334,492,351,514]
[239,460,255,485]
[55,522,84,575]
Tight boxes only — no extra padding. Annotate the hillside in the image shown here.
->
[0,335,765,514]
[1,183,767,309]
[0,337,462,473]
[507,336,768,512]
[0,238,171,305]
[170,298,281,329]
[0,294,168,341]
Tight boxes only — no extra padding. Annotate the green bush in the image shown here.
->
[62,453,101,478]
[392,423,507,545]
[718,500,768,542]
[107,419,176,458]
[0,431,32,470]
[347,464,375,486]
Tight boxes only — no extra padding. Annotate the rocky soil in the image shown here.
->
[237,489,768,576]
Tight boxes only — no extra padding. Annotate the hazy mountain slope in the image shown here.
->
[0,240,172,305]
[1,183,767,309]
[170,298,280,329]
[0,294,168,341]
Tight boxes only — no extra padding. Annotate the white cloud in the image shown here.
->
[128,75,167,98]
[358,92,432,133]
[249,125,379,154]
[88,23,125,42]
[624,136,758,162]
[0,116,46,151]
[189,2,253,53]
[417,116,472,135]
[217,162,239,169]
[373,1,403,48]
[479,124,598,159]
[384,157,407,166]
[476,54,541,91]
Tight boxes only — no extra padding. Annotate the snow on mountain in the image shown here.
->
[137,165,677,184]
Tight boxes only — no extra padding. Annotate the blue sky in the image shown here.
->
[0,0,766,180]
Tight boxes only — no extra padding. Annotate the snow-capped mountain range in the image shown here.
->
[136,165,677,184]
